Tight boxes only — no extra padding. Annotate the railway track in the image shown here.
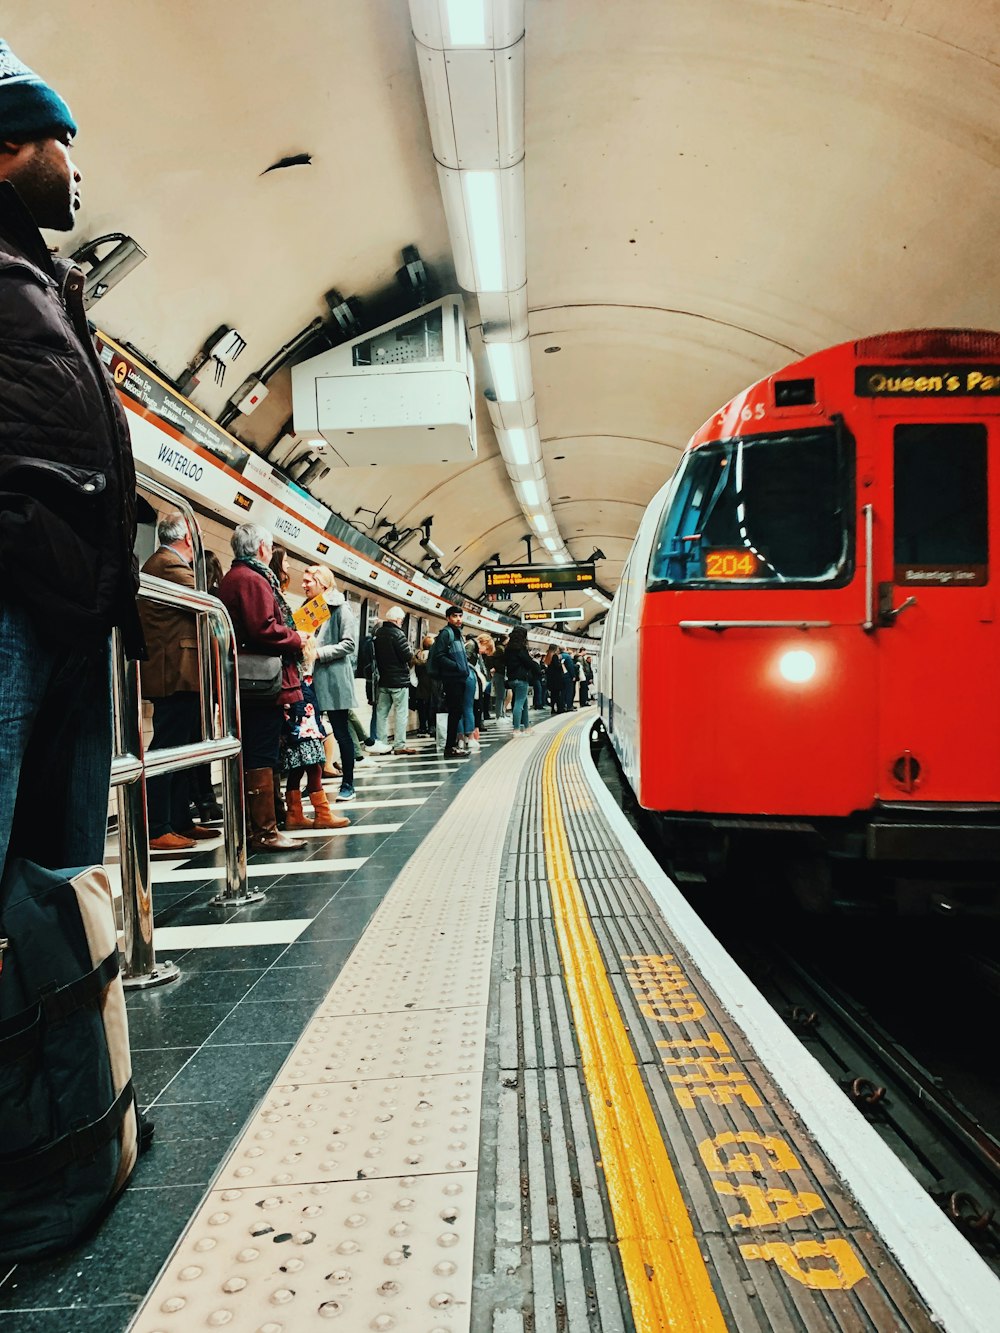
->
[722,936,1000,1279]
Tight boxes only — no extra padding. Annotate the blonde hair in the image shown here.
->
[477,634,495,654]
[305,564,335,592]
[300,637,318,672]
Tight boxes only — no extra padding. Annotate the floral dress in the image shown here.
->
[279,675,328,772]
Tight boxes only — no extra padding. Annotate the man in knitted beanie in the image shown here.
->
[0,39,144,877]
[0,40,80,229]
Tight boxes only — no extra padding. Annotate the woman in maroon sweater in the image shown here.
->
[219,523,307,851]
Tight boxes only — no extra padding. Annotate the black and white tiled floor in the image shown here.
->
[0,715,539,1332]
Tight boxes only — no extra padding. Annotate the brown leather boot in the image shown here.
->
[309,789,350,829]
[245,768,305,852]
[284,789,313,829]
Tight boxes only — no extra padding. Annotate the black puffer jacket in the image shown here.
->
[373,622,414,688]
[0,182,143,657]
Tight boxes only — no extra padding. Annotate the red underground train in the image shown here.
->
[599,329,1000,913]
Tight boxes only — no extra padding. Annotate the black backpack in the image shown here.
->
[0,859,142,1261]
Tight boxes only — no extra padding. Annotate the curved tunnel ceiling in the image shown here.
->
[10,0,1000,631]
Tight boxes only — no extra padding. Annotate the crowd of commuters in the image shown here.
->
[163,526,594,849]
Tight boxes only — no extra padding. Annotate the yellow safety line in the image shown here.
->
[541,724,729,1333]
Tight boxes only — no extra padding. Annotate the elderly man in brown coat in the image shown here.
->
[139,512,217,851]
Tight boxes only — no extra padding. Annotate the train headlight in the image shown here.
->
[779,649,816,683]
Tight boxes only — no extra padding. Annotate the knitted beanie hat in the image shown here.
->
[0,40,76,140]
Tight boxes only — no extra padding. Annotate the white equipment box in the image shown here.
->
[291,295,476,467]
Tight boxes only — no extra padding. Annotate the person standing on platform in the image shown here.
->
[580,653,594,707]
[561,647,577,711]
[139,512,218,852]
[491,634,508,720]
[503,626,538,735]
[413,634,436,737]
[219,524,307,851]
[0,43,145,875]
[544,645,565,714]
[428,605,472,757]
[368,606,417,755]
[305,564,360,802]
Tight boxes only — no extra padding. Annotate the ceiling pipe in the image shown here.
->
[408,0,573,565]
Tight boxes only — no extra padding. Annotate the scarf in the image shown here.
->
[235,556,300,652]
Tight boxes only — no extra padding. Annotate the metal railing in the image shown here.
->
[109,475,261,990]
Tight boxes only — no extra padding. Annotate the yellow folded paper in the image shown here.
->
[293,594,332,633]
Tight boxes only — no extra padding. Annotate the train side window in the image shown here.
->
[893,424,988,585]
[647,427,852,588]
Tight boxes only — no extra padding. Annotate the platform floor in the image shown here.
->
[2,711,996,1331]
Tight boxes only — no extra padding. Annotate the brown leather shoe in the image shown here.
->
[392,747,418,755]
[149,832,196,852]
[178,825,221,841]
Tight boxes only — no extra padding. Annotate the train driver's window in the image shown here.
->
[647,428,851,588]
[893,424,988,586]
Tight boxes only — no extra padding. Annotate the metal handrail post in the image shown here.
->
[135,471,214,745]
[136,576,257,907]
[112,629,180,991]
[207,600,260,905]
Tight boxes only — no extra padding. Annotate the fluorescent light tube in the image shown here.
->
[542,537,559,552]
[463,171,505,291]
[519,478,540,505]
[446,0,487,45]
[486,341,518,401]
[505,428,531,466]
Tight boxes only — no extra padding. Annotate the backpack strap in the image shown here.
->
[0,948,120,1064]
[0,1078,135,1186]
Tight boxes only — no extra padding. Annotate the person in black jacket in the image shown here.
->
[504,627,539,734]
[368,606,417,755]
[0,44,144,877]
[427,606,473,757]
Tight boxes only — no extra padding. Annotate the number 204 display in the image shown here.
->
[705,549,759,579]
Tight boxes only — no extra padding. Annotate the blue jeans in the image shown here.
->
[0,602,113,874]
[375,686,410,747]
[510,680,530,731]
[462,674,476,735]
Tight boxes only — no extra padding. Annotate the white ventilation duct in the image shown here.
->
[408,0,572,562]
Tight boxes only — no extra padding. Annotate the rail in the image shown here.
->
[109,475,261,991]
[678,620,833,631]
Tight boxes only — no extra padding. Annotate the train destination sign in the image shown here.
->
[855,365,1000,397]
[523,607,585,623]
[485,562,596,594]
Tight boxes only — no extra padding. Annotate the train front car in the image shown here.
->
[605,329,1000,912]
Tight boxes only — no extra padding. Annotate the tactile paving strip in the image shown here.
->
[215,1074,481,1188]
[277,1006,487,1085]
[131,735,543,1333]
[135,1174,474,1332]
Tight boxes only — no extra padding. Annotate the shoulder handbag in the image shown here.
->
[237,650,282,701]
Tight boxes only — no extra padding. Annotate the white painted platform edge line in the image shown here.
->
[576,722,1000,1333]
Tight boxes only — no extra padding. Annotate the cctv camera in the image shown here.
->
[71,234,147,309]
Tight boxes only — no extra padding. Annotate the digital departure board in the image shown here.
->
[484,563,596,594]
[523,607,585,623]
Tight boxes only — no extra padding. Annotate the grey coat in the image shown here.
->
[312,591,358,713]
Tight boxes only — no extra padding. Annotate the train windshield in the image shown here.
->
[647,427,852,587]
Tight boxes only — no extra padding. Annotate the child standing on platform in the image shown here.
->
[281,639,349,829]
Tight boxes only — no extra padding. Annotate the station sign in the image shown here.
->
[522,607,585,623]
[485,562,595,594]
